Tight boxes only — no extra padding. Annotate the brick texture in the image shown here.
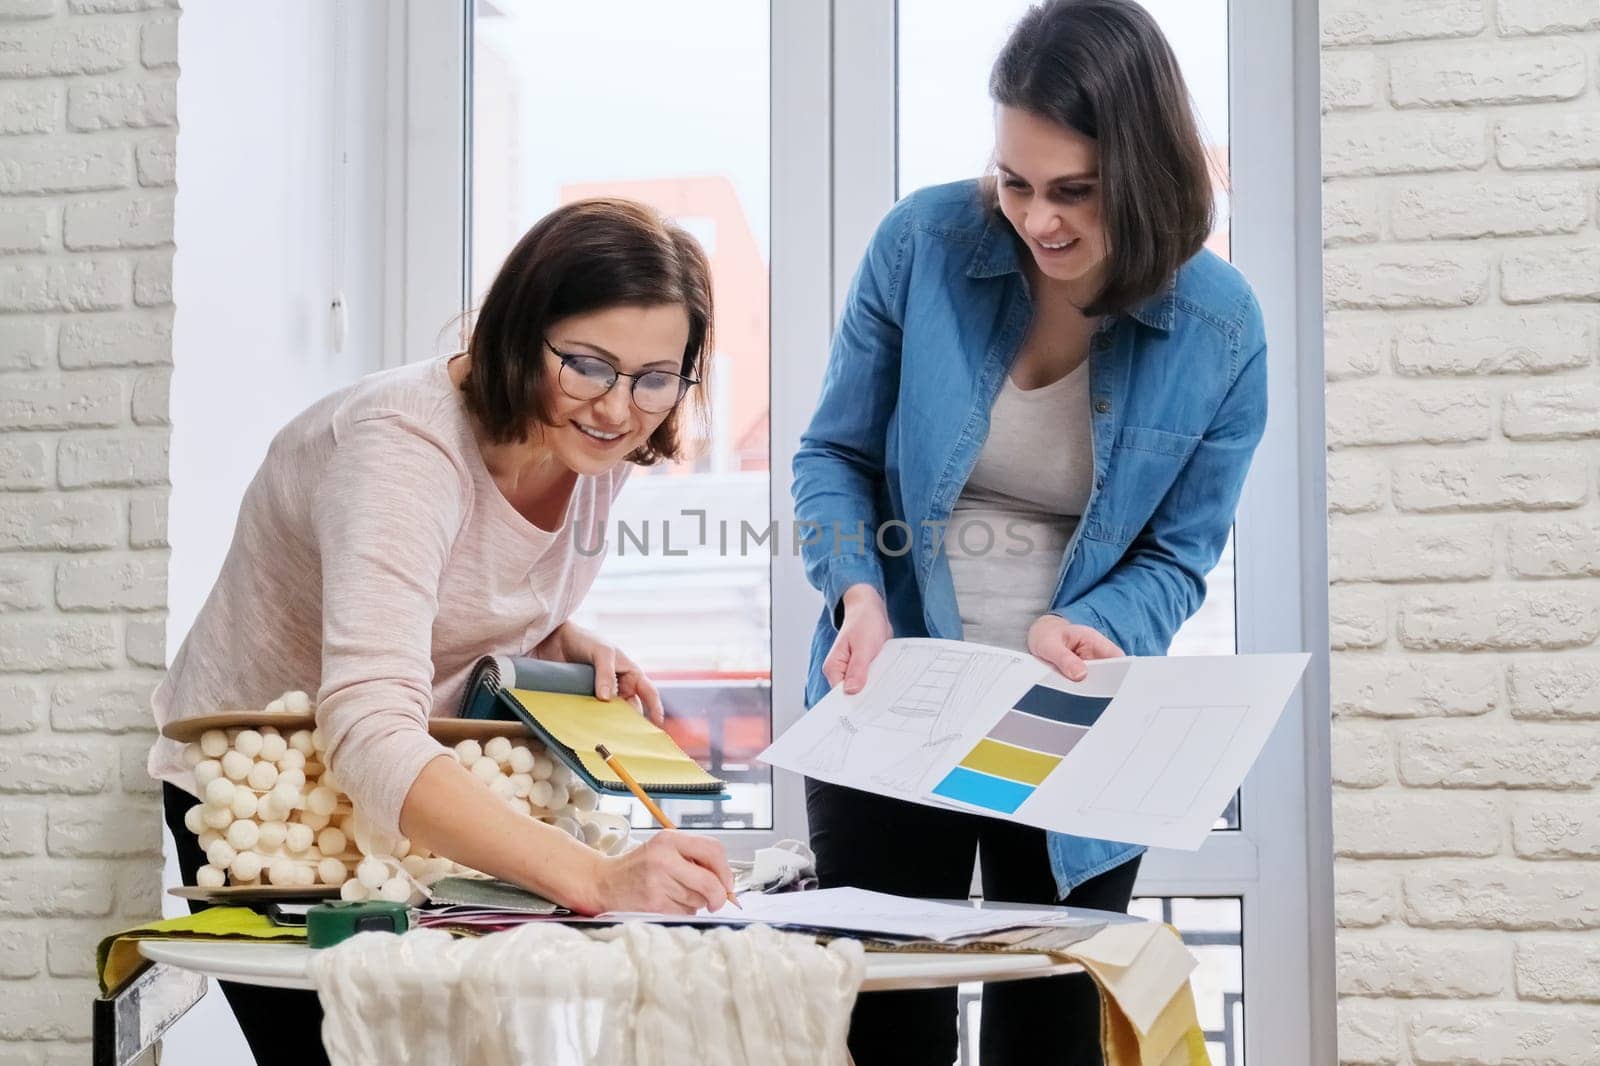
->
[1325,4,1600,1060]
[0,4,173,1057]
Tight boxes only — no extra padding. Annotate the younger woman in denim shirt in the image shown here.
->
[793,2,1269,1062]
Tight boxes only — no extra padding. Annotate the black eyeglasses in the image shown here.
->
[545,341,697,415]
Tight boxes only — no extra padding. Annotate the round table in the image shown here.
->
[140,938,1083,993]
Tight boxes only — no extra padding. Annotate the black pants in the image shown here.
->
[163,783,330,1066]
[807,778,1141,1066]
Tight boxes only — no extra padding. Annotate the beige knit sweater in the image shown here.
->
[149,356,627,833]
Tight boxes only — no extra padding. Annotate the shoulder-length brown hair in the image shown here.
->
[985,0,1215,317]
[462,198,713,465]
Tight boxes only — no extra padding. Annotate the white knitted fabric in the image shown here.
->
[308,923,865,1065]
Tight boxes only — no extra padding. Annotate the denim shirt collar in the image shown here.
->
[965,209,1177,332]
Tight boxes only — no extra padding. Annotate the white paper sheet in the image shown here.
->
[1022,652,1309,848]
[759,639,1043,800]
[759,638,1309,850]
[601,887,1107,942]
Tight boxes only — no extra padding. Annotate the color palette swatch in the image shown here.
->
[931,685,1112,815]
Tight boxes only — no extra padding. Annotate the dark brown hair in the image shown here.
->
[463,198,713,464]
[987,0,1215,316]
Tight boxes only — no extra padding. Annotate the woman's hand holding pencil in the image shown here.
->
[589,830,737,916]
[597,744,742,912]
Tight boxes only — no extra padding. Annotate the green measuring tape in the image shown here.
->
[306,900,410,948]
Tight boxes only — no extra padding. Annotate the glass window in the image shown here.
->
[471,0,772,828]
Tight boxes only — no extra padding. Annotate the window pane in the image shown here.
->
[471,0,772,829]
[897,0,1238,829]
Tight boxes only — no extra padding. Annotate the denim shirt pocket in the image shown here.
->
[1117,425,1202,458]
[1082,426,1202,544]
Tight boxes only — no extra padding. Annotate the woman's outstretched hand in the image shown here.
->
[822,583,894,695]
[535,621,664,723]
[1027,614,1124,682]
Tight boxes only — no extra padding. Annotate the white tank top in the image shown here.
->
[946,362,1094,652]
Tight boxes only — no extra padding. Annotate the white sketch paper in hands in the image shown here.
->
[760,638,1309,850]
[801,643,1012,792]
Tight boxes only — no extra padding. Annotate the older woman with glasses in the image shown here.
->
[149,199,736,1062]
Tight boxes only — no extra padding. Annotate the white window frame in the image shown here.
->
[768,0,835,852]
[383,0,470,370]
[394,1,1332,1059]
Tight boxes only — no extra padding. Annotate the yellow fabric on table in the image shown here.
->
[510,689,722,791]
[97,906,306,997]
[1055,924,1212,1066]
[1092,972,1209,1066]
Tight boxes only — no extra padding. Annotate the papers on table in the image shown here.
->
[413,873,1110,943]
[601,887,1108,942]
[759,638,1309,850]
[416,887,1110,944]
[414,905,561,933]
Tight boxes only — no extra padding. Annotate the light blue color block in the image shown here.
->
[931,766,1034,814]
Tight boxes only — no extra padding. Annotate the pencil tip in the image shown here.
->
[595,743,611,759]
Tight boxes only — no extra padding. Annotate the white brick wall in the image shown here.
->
[0,0,174,1057]
[1325,4,1600,1063]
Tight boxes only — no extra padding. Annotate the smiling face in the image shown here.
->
[993,105,1109,293]
[538,303,692,476]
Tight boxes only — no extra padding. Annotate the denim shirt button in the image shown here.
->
[1094,398,1112,414]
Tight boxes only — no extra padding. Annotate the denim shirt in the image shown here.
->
[792,179,1269,896]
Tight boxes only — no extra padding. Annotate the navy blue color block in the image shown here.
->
[1013,685,1111,727]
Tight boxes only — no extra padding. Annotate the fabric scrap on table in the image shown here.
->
[96,906,307,997]
[730,839,818,895]
[309,921,864,1066]
[1059,922,1211,1065]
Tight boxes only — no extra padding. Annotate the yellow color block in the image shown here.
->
[959,738,1061,785]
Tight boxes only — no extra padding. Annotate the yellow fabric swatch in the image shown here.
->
[1094,973,1209,1066]
[97,906,306,997]
[509,689,723,791]
[959,738,1062,785]
[1061,924,1212,1066]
